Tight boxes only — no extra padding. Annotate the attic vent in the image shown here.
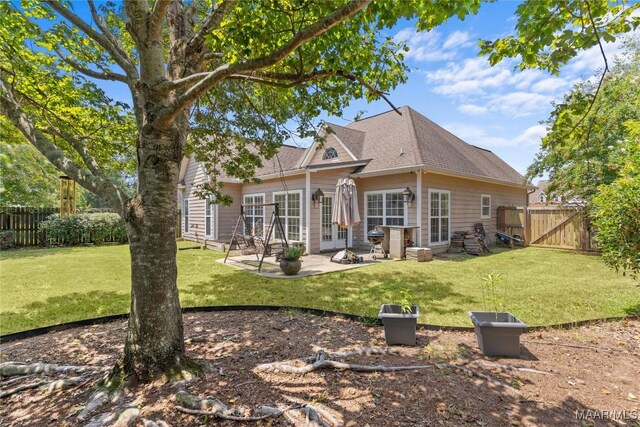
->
[322,147,338,160]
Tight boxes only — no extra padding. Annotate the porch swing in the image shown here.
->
[223,153,292,272]
[223,202,289,272]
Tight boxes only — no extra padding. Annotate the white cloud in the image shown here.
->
[443,31,474,49]
[487,92,553,117]
[531,77,569,93]
[394,28,474,62]
[458,104,488,115]
[442,123,547,148]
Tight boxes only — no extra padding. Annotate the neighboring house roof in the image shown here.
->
[182,106,526,187]
[529,180,584,205]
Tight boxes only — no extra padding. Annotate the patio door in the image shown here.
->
[320,195,351,250]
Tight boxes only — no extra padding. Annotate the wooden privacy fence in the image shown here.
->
[497,206,597,252]
[0,207,58,246]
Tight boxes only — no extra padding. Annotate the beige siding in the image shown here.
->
[353,172,420,248]
[421,172,527,248]
[307,138,354,166]
[308,168,354,253]
[180,158,242,243]
[241,175,308,243]
[216,183,242,242]
[181,159,207,242]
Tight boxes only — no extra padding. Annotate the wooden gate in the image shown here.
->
[497,206,596,252]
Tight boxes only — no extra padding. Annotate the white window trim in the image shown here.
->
[537,192,547,203]
[363,188,408,242]
[319,194,352,250]
[481,194,491,219]
[182,199,189,234]
[428,189,451,245]
[243,192,266,237]
[273,189,304,242]
[322,147,338,160]
[205,196,218,239]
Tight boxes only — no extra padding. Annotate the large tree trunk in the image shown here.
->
[122,126,186,381]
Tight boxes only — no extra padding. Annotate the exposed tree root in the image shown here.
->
[467,360,552,375]
[0,380,48,398]
[175,390,306,422]
[256,359,435,374]
[523,340,623,353]
[0,376,88,398]
[141,419,170,427]
[256,348,526,396]
[301,347,398,362]
[0,363,105,377]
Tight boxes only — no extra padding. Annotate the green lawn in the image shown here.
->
[1,243,638,334]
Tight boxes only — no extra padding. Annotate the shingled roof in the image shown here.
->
[191,106,525,186]
[332,106,524,185]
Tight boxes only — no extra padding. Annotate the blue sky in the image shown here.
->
[319,2,632,181]
[83,1,632,182]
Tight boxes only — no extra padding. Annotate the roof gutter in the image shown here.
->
[307,160,369,172]
[421,167,530,189]
[351,165,424,178]
[255,169,307,181]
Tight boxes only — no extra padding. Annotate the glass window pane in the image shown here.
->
[430,193,439,217]
[367,217,383,232]
[441,218,449,242]
[440,193,449,216]
[288,193,300,217]
[430,218,439,243]
[288,218,300,241]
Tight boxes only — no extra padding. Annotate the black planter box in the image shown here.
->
[468,311,526,357]
[379,304,420,346]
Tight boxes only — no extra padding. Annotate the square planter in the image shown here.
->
[468,311,526,357]
[379,304,420,346]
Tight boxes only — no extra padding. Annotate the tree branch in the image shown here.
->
[53,47,129,83]
[229,69,401,114]
[149,0,171,39]
[187,0,237,54]
[44,0,139,80]
[155,0,371,128]
[0,79,128,214]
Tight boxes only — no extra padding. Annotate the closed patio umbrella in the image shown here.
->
[331,178,362,263]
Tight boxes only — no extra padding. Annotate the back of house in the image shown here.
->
[178,106,528,254]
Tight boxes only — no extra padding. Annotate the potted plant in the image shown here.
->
[468,273,526,358]
[279,246,304,275]
[378,289,420,345]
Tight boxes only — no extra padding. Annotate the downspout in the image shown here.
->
[416,170,422,246]
[305,171,311,253]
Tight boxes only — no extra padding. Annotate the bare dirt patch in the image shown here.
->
[1,311,639,426]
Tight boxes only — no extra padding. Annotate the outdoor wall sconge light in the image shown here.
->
[402,187,415,208]
[311,188,325,208]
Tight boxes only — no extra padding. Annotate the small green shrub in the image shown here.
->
[481,273,507,315]
[399,289,414,314]
[283,246,304,259]
[0,230,14,249]
[39,213,127,246]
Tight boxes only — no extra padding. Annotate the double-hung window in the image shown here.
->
[273,191,302,241]
[429,189,450,244]
[365,191,405,233]
[481,194,491,219]
[182,199,189,234]
[243,194,264,237]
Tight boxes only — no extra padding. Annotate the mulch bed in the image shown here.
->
[1,310,639,426]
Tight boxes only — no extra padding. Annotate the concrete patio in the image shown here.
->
[217,250,397,279]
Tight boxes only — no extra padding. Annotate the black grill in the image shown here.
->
[367,229,385,245]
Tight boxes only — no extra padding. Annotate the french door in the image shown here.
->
[320,195,351,250]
